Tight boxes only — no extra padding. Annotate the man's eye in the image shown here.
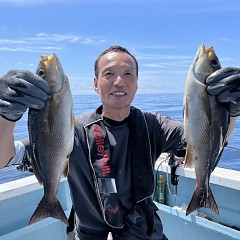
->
[125,72,135,77]
[105,72,113,76]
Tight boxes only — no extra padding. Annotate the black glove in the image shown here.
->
[0,70,50,121]
[206,67,240,117]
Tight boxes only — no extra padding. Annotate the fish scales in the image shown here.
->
[183,44,229,216]
[28,53,74,225]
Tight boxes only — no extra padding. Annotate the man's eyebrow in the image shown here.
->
[124,68,135,71]
[102,65,135,72]
[101,67,113,73]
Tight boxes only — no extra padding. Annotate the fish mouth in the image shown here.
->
[193,44,221,84]
[197,44,220,68]
[110,91,127,96]
[40,54,57,65]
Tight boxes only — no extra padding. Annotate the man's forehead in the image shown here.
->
[98,51,136,68]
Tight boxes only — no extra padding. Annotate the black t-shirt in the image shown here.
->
[104,117,134,214]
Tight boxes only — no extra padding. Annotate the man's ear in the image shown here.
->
[94,77,99,93]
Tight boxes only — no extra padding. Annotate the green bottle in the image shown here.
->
[156,174,166,204]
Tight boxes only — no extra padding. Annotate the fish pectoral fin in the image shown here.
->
[62,157,70,177]
[184,147,194,168]
[201,93,212,124]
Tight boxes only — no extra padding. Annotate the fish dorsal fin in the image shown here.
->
[200,91,212,125]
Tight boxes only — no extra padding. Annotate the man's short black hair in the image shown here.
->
[94,45,138,77]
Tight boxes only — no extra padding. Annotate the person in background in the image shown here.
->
[0,46,240,240]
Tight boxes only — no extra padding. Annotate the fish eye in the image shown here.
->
[211,59,219,68]
[37,69,46,78]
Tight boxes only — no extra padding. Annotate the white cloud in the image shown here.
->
[0,46,62,52]
[0,39,26,44]
[138,45,178,49]
[33,33,82,42]
[142,61,191,68]
[0,0,72,5]
[136,53,191,61]
[220,37,235,43]
[0,0,158,5]
[0,33,105,53]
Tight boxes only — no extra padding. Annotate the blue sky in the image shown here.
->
[1,0,240,95]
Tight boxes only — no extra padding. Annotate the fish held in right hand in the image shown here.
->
[183,44,229,216]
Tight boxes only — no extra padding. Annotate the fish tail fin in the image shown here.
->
[29,196,69,226]
[186,186,219,216]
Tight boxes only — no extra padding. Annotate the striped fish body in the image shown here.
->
[184,45,229,215]
[28,54,74,225]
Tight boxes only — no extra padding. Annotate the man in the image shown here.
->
[0,46,240,240]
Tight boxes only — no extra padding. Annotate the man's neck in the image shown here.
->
[101,106,130,122]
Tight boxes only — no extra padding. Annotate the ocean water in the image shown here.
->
[1,93,239,183]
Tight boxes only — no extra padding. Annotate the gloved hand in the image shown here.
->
[0,70,50,121]
[206,67,240,117]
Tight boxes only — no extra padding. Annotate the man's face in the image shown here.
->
[94,51,138,112]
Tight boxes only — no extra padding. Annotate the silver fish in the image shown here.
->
[183,44,229,216]
[28,53,74,225]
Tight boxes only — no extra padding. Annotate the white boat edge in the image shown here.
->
[154,154,240,240]
[155,153,240,190]
[0,155,239,240]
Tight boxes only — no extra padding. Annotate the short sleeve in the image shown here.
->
[6,141,25,167]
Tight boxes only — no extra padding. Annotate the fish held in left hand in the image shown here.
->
[183,44,229,216]
[28,53,74,225]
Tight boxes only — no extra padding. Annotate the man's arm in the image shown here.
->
[0,116,16,168]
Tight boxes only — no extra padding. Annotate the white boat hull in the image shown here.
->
[155,154,240,240]
[0,155,240,240]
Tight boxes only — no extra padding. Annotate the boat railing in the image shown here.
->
[154,153,240,240]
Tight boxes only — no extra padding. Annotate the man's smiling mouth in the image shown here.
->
[111,91,126,96]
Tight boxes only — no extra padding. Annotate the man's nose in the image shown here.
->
[114,75,126,87]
